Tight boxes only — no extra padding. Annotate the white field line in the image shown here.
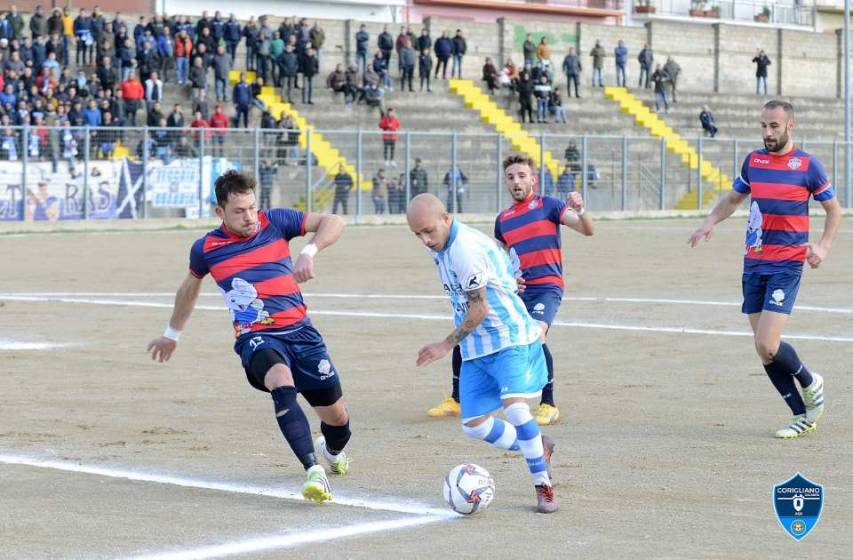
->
[116,516,447,560]
[0,453,454,518]
[0,338,73,350]
[1,294,852,343]
[0,291,850,314]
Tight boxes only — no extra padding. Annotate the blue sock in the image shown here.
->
[540,343,555,406]
[451,345,461,402]
[774,341,815,388]
[504,403,548,483]
[271,386,317,469]
[763,361,806,416]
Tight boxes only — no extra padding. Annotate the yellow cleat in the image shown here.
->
[533,403,560,426]
[427,396,461,417]
[301,465,333,503]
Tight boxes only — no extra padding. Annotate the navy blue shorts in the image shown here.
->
[520,287,563,327]
[741,271,802,315]
[234,325,341,393]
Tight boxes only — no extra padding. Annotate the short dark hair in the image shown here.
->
[763,99,794,119]
[502,154,535,172]
[214,170,256,207]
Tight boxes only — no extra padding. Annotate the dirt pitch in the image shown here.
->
[1,217,851,560]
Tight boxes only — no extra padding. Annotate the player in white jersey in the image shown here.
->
[407,194,558,513]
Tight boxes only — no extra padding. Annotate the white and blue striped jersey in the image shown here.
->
[428,220,542,361]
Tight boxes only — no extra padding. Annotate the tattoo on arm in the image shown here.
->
[445,288,487,346]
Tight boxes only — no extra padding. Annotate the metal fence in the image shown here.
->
[1,125,849,222]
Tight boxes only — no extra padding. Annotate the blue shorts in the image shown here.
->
[520,286,563,327]
[234,325,340,393]
[459,340,548,419]
[741,271,802,315]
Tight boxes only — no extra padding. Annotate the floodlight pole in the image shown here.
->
[845,0,851,206]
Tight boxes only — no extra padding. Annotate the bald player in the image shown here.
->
[408,194,558,513]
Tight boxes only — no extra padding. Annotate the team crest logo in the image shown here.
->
[773,473,823,541]
[533,303,546,315]
[770,289,785,306]
[528,198,540,210]
[787,157,802,170]
[317,359,336,380]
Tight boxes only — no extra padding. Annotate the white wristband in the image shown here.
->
[300,242,318,258]
[576,207,586,216]
[163,326,182,341]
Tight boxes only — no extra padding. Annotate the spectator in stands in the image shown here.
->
[118,37,134,81]
[233,73,252,127]
[213,45,232,102]
[190,109,209,144]
[638,43,653,89]
[388,173,406,214]
[146,100,165,127]
[614,40,628,87]
[664,56,681,103]
[562,47,581,98]
[269,31,285,87]
[443,165,468,213]
[281,44,299,103]
[224,14,241,63]
[590,40,605,87]
[565,140,580,173]
[258,158,278,209]
[451,29,466,78]
[82,98,101,127]
[73,8,93,66]
[419,48,433,92]
[753,49,771,95]
[137,39,159,83]
[482,57,498,94]
[301,48,319,104]
[332,165,354,214]
[534,75,551,124]
[700,105,718,137]
[344,64,359,105]
[416,28,431,56]
[120,70,143,125]
[189,56,207,106]
[434,31,452,80]
[522,34,536,66]
[395,26,408,76]
[516,69,534,124]
[174,29,192,86]
[157,26,173,83]
[372,167,388,214]
[536,36,551,66]
[378,25,393,69]
[243,16,259,71]
[550,88,567,124]
[355,24,369,75]
[359,81,385,112]
[410,157,428,197]
[209,103,228,156]
[651,63,669,113]
[309,21,325,62]
[327,63,347,99]
[96,55,118,91]
[379,107,400,167]
[167,103,185,142]
[372,50,390,89]
[399,38,416,92]
[556,164,575,198]
[144,70,163,112]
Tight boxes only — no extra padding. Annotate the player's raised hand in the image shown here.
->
[688,223,714,247]
[566,191,584,211]
[417,340,452,367]
[147,337,177,362]
[806,243,827,269]
[293,254,315,283]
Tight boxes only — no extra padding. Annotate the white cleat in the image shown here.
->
[301,464,333,503]
[314,435,350,475]
[801,372,824,423]
[774,415,816,439]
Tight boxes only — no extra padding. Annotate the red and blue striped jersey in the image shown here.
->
[494,193,570,290]
[189,209,311,338]
[732,147,835,274]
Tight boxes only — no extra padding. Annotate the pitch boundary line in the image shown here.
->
[1,295,851,343]
[0,291,850,314]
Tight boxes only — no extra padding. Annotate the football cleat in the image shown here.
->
[774,415,816,439]
[535,483,559,514]
[301,465,333,503]
[801,373,824,423]
[314,435,350,475]
[533,403,560,425]
[427,396,461,417]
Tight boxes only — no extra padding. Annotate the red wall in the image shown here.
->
[12,1,153,14]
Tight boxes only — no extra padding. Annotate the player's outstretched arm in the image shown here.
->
[687,189,747,247]
[417,287,489,367]
[806,197,842,269]
[147,273,203,363]
[293,212,346,283]
[561,191,594,236]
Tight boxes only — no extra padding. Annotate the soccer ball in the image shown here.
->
[442,463,495,515]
